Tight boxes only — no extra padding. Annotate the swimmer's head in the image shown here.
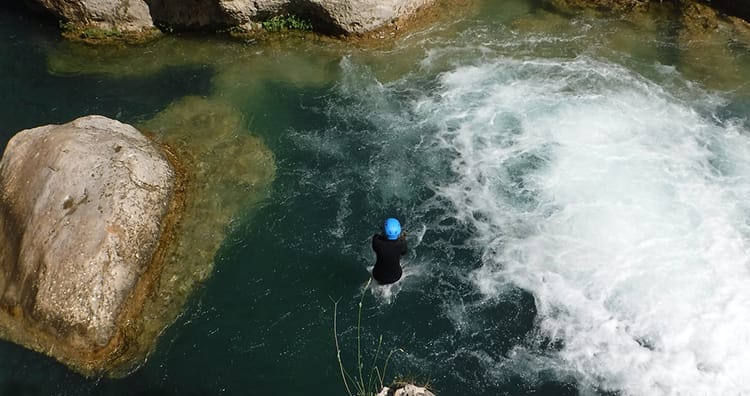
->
[384,218,401,240]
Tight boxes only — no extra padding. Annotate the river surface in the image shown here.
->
[2,1,750,395]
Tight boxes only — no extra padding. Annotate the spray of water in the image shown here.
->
[417,54,750,394]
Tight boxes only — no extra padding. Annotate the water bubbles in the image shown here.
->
[420,53,750,394]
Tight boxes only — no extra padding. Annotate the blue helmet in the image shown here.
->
[384,218,402,240]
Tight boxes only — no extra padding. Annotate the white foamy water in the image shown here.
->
[419,56,750,394]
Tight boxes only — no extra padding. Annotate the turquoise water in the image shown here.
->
[3,1,750,395]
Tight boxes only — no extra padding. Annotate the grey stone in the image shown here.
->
[0,115,176,375]
[376,384,437,396]
[28,0,436,35]
[34,0,154,32]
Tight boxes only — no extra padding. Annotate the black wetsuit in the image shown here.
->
[371,234,408,285]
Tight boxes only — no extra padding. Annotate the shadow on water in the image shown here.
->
[2,382,42,396]
[0,8,215,147]
[0,62,214,137]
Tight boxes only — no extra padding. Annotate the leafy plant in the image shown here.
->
[332,278,403,396]
[59,20,123,40]
[261,14,313,32]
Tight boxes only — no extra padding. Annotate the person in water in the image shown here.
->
[371,217,408,285]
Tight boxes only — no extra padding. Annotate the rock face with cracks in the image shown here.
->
[0,115,177,376]
[214,0,436,33]
[27,0,436,35]
[34,0,154,32]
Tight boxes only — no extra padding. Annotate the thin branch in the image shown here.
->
[330,296,354,396]
[380,348,404,389]
[368,335,384,392]
[357,278,372,393]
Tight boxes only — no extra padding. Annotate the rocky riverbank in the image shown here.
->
[24,0,440,41]
[17,0,750,43]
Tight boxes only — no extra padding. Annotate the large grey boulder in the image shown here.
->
[33,0,154,32]
[217,0,435,34]
[0,115,177,375]
[28,0,436,36]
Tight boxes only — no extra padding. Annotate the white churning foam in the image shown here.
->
[420,56,750,394]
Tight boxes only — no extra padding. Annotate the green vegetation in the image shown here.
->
[59,21,122,39]
[332,278,403,396]
[58,20,160,44]
[261,14,313,32]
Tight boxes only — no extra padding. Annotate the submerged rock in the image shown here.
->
[543,0,750,92]
[0,115,178,376]
[138,95,276,293]
[676,1,750,91]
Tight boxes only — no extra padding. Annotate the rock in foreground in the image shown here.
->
[0,115,178,376]
[377,384,436,396]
